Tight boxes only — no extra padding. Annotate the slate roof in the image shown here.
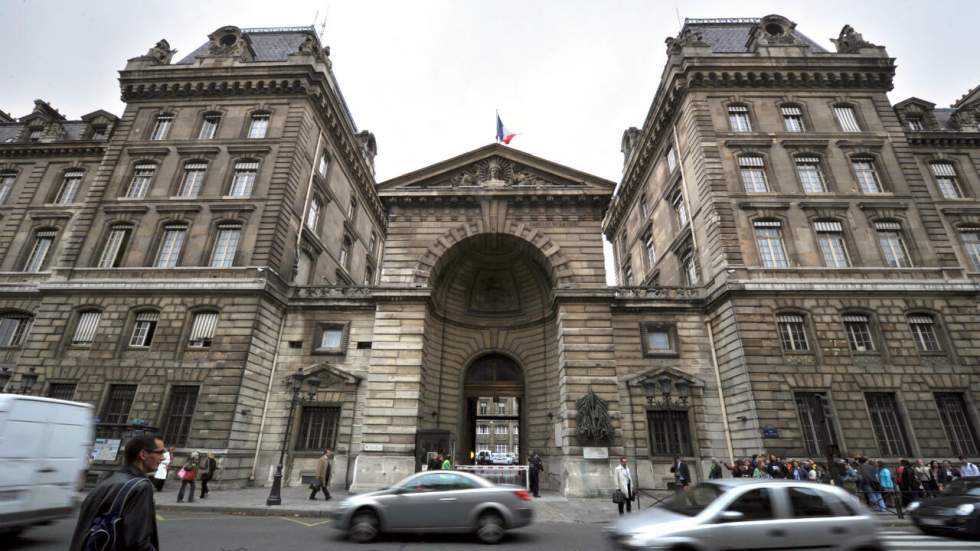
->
[0,125,19,143]
[683,18,828,53]
[934,108,956,129]
[177,27,318,64]
[0,121,102,143]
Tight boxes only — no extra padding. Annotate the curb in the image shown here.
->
[156,504,333,518]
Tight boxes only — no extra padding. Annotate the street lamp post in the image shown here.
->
[266,368,320,506]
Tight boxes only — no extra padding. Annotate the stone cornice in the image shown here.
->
[907,131,980,147]
[603,53,897,238]
[0,142,105,158]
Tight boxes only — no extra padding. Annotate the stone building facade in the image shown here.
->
[1,17,978,497]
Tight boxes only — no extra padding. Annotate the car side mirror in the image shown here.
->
[717,511,745,523]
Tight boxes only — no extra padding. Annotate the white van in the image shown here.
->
[0,394,93,536]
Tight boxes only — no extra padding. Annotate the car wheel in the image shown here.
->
[476,511,505,544]
[349,509,380,543]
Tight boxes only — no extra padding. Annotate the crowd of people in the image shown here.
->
[713,453,980,512]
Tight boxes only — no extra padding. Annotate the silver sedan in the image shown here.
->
[329,470,534,544]
[606,479,882,550]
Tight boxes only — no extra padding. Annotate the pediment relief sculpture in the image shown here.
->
[146,39,177,65]
[832,25,877,53]
[407,157,580,189]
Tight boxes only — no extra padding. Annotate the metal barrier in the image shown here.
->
[457,465,529,490]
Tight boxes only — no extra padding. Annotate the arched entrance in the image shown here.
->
[460,353,524,465]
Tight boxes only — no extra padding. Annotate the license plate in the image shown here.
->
[921,517,945,526]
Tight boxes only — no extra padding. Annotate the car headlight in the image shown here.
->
[906,501,920,512]
[955,503,975,516]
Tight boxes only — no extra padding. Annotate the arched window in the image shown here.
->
[198,112,221,140]
[780,105,806,132]
[0,312,33,347]
[833,104,861,132]
[738,155,769,192]
[0,170,16,204]
[247,112,270,139]
[753,219,788,268]
[149,113,174,141]
[776,312,810,352]
[228,159,258,197]
[728,104,752,132]
[72,309,102,346]
[23,228,58,272]
[154,224,187,268]
[813,220,850,267]
[795,155,826,193]
[177,160,208,198]
[852,157,883,194]
[874,220,912,267]
[210,223,242,268]
[339,235,352,270]
[126,162,157,199]
[55,169,84,204]
[98,224,133,268]
[841,312,876,352]
[129,310,160,348]
[930,162,963,199]
[960,226,980,271]
[188,310,219,348]
[907,313,943,353]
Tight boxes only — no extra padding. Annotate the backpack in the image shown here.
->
[83,477,149,551]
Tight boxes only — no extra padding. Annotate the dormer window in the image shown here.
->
[91,126,108,140]
[150,114,173,141]
[906,117,924,131]
[28,128,44,142]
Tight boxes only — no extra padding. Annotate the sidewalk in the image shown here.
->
[149,485,912,527]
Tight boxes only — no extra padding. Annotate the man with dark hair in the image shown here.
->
[70,434,163,551]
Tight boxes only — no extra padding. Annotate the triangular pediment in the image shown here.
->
[377,144,616,196]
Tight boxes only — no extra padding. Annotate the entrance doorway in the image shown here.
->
[461,354,524,465]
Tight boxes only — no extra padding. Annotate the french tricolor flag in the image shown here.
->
[496,112,517,144]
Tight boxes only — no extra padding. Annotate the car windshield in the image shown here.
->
[941,480,980,496]
[660,483,725,516]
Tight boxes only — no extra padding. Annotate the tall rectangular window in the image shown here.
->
[643,228,656,269]
[155,225,186,268]
[47,383,77,400]
[55,170,83,204]
[99,227,131,268]
[126,163,156,199]
[0,171,15,204]
[247,113,269,139]
[865,393,911,457]
[777,313,810,352]
[0,315,32,347]
[101,384,137,425]
[24,231,56,272]
[961,228,980,271]
[795,393,837,457]
[495,444,508,454]
[296,252,313,285]
[728,105,752,132]
[339,236,352,271]
[646,409,691,456]
[198,115,220,140]
[295,406,340,451]
[666,146,678,173]
[739,156,769,192]
[931,162,962,199]
[129,311,159,347]
[754,220,788,268]
[162,386,199,447]
[683,253,699,286]
[318,153,330,177]
[908,314,942,352]
[935,393,979,457]
[149,114,173,141]
[210,224,241,268]
[640,193,650,217]
[814,221,850,268]
[834,106,861,132]
[852,159,882,193]
[177,162,207,198]
[347,198,358,221]
[228,160,258,197]
[795,157,827,193]
[875,221,912,267]
[188,312,218,348]
[622,258,633,286]
[72,311,101,346]
[672,191,688,226]
[781,106,805,132]
[306,197,321,231]
[843,314,875,352]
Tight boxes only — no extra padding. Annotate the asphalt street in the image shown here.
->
[2,513,977,551]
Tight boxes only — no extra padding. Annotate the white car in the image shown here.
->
[606,479,882,550]
[0,394,93,537]
[491,453,514,465]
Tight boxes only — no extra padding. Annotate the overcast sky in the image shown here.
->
[1,0,977,283]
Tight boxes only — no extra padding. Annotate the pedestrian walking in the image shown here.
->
[613,456,634,515]
[960,455,980,477]
[199,451,217,499]
[69,434,163,551]
[670,456,691,490]
[176,452,199,503]
[309,448,333,500]
[528,451,544,497]
[897,459,915,506]
[708,458,723,480]
[152,447,171,492]
[858,457,885,511]
[427,452,442,471]
[938,460,958,487]
[441,454,452,470]
[877,460,894,507]
[912,459,930,499]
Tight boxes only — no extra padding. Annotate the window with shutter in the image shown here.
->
[72,311,101,346]
[188,311,218,348]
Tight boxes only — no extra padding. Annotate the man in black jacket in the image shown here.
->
[670,457,691,490]
[70,434,164,551]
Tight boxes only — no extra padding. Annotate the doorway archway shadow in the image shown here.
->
[461,353,525,465]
